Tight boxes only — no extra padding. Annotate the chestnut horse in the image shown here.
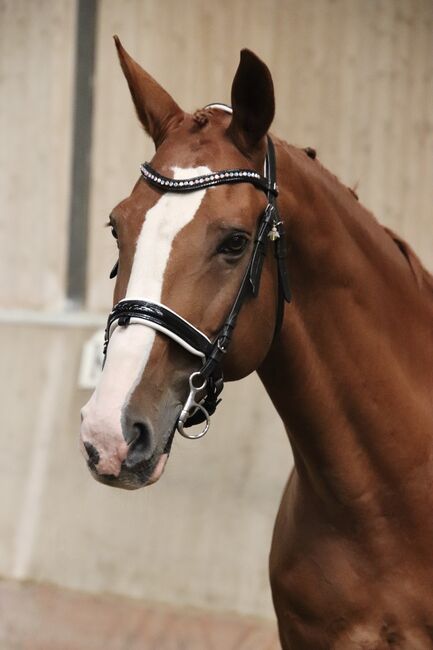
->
[80,38,433,649]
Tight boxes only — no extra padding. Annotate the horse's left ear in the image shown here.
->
[114,36,183,148]
[227,49,275,156]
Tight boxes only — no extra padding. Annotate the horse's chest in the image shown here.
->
[270,539,433,650]
[276,617,433,650]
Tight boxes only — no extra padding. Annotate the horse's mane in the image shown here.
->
[281,139,433,296]
[381,225,433,292]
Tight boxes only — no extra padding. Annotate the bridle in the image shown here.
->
[103,110,291,440]
[104,134,291,439]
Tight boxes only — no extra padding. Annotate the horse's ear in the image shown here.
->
[227,49,275,156]
[114,36,183,148]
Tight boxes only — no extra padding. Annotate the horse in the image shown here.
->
[80,37,433,649]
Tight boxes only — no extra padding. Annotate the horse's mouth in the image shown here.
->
[145,452,169,485]
[140,424,177,485]
[87,424,177,490]
[163,424,176,455]
[142,423,177,485]
[89,451,168,489]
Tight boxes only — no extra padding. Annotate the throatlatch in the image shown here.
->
[104,132,290,439]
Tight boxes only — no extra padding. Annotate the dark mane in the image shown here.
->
[192,109,209,127]
[383,225,433,293]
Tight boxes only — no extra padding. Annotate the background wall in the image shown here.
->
[1,0,76,309]
[1,0,432,624]
[87,0,433,311]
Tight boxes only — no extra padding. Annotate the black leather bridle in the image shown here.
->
[104,130,291,439]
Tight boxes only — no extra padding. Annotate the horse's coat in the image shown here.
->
[80,39,433,648]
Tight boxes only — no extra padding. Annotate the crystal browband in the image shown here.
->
[140,162,278,196]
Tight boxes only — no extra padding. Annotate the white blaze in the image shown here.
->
[80,166,210,475]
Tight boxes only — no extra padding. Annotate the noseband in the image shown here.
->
[104,129,291,439]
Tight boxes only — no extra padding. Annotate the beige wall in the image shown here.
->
[0,0,76,309]
[3,0,432,307]
[87,0,433,312]
[0,322,288,619]
[1,0,433,623]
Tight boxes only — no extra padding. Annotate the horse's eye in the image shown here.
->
[111,227,118,240]
[218,233,248,256]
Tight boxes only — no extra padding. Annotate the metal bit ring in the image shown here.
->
[177,372,211,439]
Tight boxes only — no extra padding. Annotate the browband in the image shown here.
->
[140,163,278,196]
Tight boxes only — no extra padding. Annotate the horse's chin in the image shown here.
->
[88,451,170,490]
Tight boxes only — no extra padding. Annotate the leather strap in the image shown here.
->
[266,137,291,304]
[105,300,213,359]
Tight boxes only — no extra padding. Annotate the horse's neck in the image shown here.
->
[259,143,433,513]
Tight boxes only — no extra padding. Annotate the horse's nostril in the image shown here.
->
[125,420,154,467]
[84,441,100,469]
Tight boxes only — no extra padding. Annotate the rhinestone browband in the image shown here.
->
[140,162,278,196]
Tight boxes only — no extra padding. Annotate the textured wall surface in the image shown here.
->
[87,0,433,311]
[1,0,432,625]
[0,324,288,618]
[0,0,76,309]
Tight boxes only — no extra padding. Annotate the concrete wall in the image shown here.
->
[0,322,287,618]
[87,0,433,312]
[1,0,432,622]
[0,0,76,309]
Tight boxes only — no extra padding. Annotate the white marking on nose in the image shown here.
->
[80,166,211,474]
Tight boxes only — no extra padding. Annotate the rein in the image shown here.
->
[104,133,291,439]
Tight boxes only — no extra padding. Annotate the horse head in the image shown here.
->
[80,38,286,489]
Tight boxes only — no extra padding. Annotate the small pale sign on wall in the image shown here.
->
[78,329,104,390]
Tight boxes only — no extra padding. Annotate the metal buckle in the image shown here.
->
[177,372,210,439]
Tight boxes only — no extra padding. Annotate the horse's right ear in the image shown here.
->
[227,49,275,157]
[114,36,183,148]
